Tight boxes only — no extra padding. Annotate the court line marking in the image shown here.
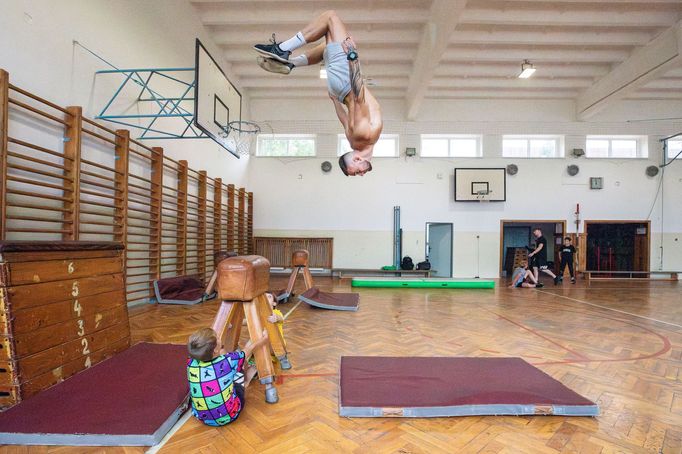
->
[488,309,590,360]
[535,290,682,330]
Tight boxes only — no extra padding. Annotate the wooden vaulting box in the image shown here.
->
[0,241,130,408]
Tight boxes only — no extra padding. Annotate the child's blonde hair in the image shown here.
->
[188,328,218,362]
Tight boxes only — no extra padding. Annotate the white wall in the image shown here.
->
[0,0,248,184]
[249,97,682,276]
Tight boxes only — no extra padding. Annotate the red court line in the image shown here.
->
[488,310,590,361]
[276,372,338,384]
[530,308,672,366]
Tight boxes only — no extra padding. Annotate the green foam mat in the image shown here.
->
[351,278,495,289]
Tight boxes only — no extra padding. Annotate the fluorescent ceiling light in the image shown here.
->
[518,60,536,79]
[319,67,327,79]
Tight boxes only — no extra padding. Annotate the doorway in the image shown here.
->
[499,220,567,276]
[425,223,453,277]
[583,221,650,274]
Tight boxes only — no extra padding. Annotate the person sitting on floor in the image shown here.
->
[265,292,286,347]
[187,327,267,426]
[510,260,544,288]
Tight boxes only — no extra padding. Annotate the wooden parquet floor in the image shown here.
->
[3,276,682,454]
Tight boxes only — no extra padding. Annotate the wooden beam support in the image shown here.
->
[198,170,207,280]
[113,130,129,277]
[63,106,82,240]
[0,70,8,240]
[577,21,682,120]
[150,147,163,290]
[177,160,188,276]
[213,178,222,254]
[405,0,468,120]
[227,184,235,252]
[247,191,254,255]
[238,188,246,255]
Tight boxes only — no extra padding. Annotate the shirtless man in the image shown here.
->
[253,10,383,176]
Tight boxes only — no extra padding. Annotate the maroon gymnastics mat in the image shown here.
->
[298,287,360,311]
[339,357,598,417]
[0,342,189,446]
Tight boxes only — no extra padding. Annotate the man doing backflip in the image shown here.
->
[253,10,383,176]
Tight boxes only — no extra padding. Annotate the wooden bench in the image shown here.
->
[583,270,679,281]
[333,268,434,279]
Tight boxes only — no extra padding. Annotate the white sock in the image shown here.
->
[290,54,309,67]
[278,31,306,52]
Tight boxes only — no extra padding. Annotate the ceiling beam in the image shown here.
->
[434,62,610,78]
[442,47,630,63]
[198,7,430,26]
[426,89,577,99]
[405,0,468,120]
[430,77,591,89]
[576,21,682,119]
[461,7,677,28]
[450,29,652,47]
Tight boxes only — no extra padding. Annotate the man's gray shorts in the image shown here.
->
[324,42,351,103]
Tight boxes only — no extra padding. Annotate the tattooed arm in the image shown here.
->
[344,37,365,103]
[349,58,365,103]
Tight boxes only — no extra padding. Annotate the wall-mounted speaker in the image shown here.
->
[571,148,585,157]
[321,161,332,173]
[646,165,659,177]
[567,164,579,176]
[506,164,518,175]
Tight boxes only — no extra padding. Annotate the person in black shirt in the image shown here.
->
[558,237,576,283]
[528,228,559,285]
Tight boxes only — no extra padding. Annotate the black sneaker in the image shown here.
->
[553,276,560,285]
[257,56,294,75]
[254,34,291,63]
[536,282,544,288]
[571,277,576,284]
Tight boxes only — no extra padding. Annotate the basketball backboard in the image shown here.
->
[194,39,242,157]
[454,168,506,202]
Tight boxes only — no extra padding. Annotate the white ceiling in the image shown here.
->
[190,0,682,119]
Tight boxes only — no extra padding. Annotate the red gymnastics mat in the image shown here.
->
[298,287,360,311]
[0,343,189,446]
[339,356,598,417]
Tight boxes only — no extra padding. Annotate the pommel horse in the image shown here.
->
[212,255,291,404]
[276,249,313,302]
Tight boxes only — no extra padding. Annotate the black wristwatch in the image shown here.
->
[347,50,358,61]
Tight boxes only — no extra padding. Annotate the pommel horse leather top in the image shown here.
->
[278,249,359,312]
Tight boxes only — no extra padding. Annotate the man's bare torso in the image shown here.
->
[343,87,383,150]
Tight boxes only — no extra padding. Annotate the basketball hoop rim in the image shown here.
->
[228,120,261,135]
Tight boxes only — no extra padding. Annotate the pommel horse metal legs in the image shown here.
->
[212,255,291,404]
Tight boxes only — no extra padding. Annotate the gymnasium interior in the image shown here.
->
[1,0,682,452]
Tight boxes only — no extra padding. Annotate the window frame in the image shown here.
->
[337,133,399,158]
[419,134,482,158]
[255,134,317,157]
[585,135,648,159]
[665,139,682,161]
[502,135,565,159]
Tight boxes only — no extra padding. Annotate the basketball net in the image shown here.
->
[476,190,490,202]
[223,120,260,156]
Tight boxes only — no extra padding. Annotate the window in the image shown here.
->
[420,135,481,158]
[586,136,647,158]
[502,135,564,158]
[337,134,398,157]
[256,134,316,157]
[666,139,682,161]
